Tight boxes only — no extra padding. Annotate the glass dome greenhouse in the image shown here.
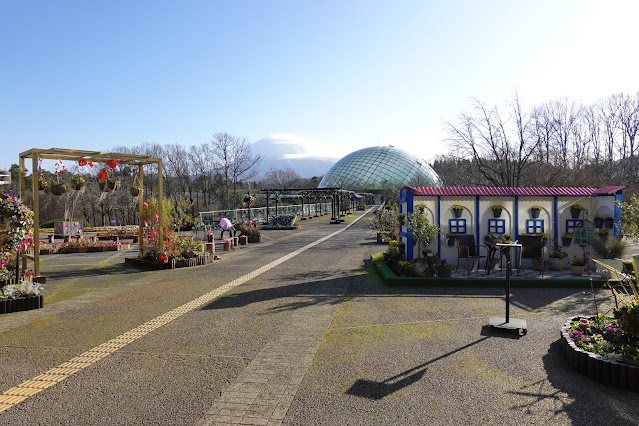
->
[318,146,441,190]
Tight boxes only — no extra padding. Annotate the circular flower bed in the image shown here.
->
[0,191,35,280]
[561,315,639,391]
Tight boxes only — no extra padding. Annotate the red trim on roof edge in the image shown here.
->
[402,186,625,197]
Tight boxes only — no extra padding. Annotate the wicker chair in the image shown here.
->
[455,235,486,276]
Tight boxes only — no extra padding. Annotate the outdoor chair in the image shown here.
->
[455,235,486,276]
[519,235,545,276]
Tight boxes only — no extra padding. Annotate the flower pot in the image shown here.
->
[604,218,614,229]
[107,180,120,190]
[50,185,66,196]
[562,237,572,247]
[38,181,48,191]
[130,188,140,197]
[594,218,604,228]
[599,234,609,241]
[436,266,452,278]
[73,182,85,190]
[571,208,582,219]
[493,208,502,218]
[453,209,462,218]
[99,182,111,193]
[531,209,540,218]
[571,265,585,276]
[549,257,563,271]
[207,234,214,243]
[447,238,455,247]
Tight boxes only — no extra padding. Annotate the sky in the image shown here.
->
[2,1,639,172]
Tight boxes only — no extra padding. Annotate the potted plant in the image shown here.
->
[99,180,111,192]
[602,214,614,229]
[549,249,567,271]
[71,176,85,190]
[570,256,586,276]
[590,236,628,274]
[491,205,503,218]
[397,213,405,227]
[593,213,604,228]
[445,232,456,247]
[50,182,66,196]
[451,204,464,218]
[562,232,573,247]
[532,258,546,271]
[570,204,585,219]
[502,234,512,244]
[37,178,48,191]
[531,205,542,218]
[435,260,453,278]
[130,184,141,197]
[598,228,609,240]
[107,178,120,191]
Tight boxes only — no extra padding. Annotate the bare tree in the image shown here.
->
[262,167,301,189]
[209,133,261,209]
[445,95,540,187]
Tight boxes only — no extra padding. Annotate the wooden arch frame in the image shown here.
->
[19,148,164,277]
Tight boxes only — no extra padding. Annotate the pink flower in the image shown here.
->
[154,214,159,223]
[151,231,157,238]
[143,202,148,208]
[147,237,152,243]
[78,229,83,233]
[144,220,148,228]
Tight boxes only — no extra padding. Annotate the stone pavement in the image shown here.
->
[197,277,349,425]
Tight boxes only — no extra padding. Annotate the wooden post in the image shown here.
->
[157,159,164,252]
[138,164,144,260]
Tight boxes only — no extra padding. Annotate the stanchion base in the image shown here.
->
[489,316,527,335]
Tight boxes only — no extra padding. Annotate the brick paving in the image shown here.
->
[197,269,349,425]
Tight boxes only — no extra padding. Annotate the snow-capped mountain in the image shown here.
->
[251,134,339,179]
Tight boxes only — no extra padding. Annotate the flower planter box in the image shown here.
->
[436,266,452,278]
[549,257,564,271]
[570,265,585,276]
[238,236,248,245]
[0,295,43,314]
[247,235,262,243]
[561,317,639,392]
[124,254,213,270]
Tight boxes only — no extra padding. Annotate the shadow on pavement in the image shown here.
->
[507,340,639,424]
[43,263,139,279]
[200,278,346,312]
[346,337,490,400]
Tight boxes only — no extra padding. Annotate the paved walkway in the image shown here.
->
[197,277,348,425]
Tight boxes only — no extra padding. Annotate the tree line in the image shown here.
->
[5,132,320,227]
[436,91,639,189]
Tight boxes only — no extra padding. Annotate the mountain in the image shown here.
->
[251,134,339,179]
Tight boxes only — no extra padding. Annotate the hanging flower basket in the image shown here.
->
[452,205,464,218]
[37,179,48,191]
[71,177,85,190]
[570,204,585,219]
[50,184,66,196]
[130,186,141,197]
[531,206,542,218]
[491,205,503,218]
[604,217,614,229]
[107,179,120,191]
[99,181,111,193]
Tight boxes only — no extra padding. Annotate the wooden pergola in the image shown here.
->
[19,148,164,277]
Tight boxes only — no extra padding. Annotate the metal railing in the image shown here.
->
[198,203,333,228]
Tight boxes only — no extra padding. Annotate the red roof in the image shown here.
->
[404,186,624,197]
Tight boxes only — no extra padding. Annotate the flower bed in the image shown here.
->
[125,254,214,270]
[0,281,44,314]
[561,316,639,391]
[40,241,130,255]
[263,215,297,229]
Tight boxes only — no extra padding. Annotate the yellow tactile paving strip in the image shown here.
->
[0,211,369,414]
